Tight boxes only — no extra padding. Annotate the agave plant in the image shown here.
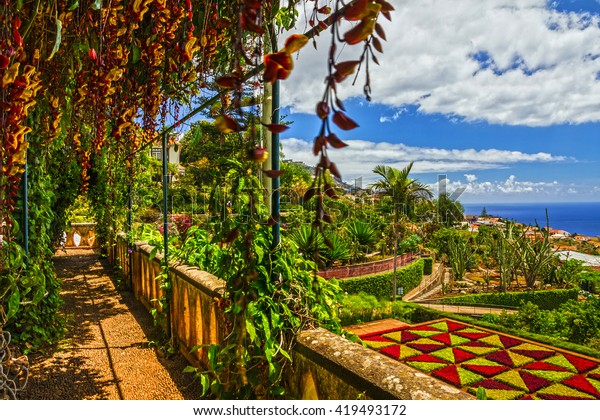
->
[344,220,378,248]
[321,232,351,267]
[287,225,325,258]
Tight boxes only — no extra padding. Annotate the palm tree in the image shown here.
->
[370,162,433,221]
[370,162,432,300]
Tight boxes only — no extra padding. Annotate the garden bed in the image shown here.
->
[358,318,600,400]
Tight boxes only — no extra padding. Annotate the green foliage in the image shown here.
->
[492,296,600,350]
[170,159,342,399]
[422,257,433,275]
[438,288,578,310]
[337,259,424,299]
[321,232,351,267]
[399,234,421,254]
[448,234,474,281]
[339,292,413,326]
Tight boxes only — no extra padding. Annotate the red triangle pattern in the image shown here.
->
[453,348,478,363]
[406,353,448,364]
[431,365,461,387]
[445,321,467,332]
[561,374,600,398]
[498,335,522,348]
[407,343,447,353]
[485,350,515,367]
[563,354,599,373]
[522,361,570,372]
[380,345,401,359]
[359,318,600,400]
[519,371,551,392]
[462,364,510,377]
[430,332,452,345]
[511,349,556,360]
[471,379,517,390]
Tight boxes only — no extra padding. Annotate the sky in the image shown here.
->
[277,0,600,204]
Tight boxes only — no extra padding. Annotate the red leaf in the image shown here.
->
[313,135,325,156]
[324,185,339,199]
[88,48,97,61]
[263,169,284,178]
[316,101,330,119]
[375,23,387,41]
[0,54,9,70]
[332,111,359,130]
[262,123,289,133]
[327,133,348,149]
[303,186,317,201]
[372,37,383,53]
[376,0,395,13]
[329,162,342,179]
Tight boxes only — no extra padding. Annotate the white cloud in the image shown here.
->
[465,174,478,183]
[281,137,569,183]
[281,0,600,126]
[434,174,575,201]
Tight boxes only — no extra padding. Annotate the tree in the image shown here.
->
[434,193,464,227]
[370,162,433,221]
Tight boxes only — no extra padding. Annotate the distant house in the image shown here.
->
[150,136,183,181]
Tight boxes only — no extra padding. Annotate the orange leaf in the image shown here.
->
[344,0,382,21]
[283,34,309,54]
[344,19,376,45]
[332,111,359,130]
[335,60,361,77]
[263,51,294,83]
[329,162,342,179]
[215,76,241,89]
[215,114,242,134]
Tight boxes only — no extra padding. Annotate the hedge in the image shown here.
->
[438,288,579,310]
[422,257,433,275]
[337,259,424,299]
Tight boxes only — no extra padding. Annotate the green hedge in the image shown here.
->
[438,288,578,310]
[422,257,433,275]
[338,259,424,299]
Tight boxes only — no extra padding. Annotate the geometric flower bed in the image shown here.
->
[359,318,600,400]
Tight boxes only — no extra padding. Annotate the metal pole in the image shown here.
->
[271,85,281,249]
[23,149,29,266]
[162,132,169,265]
[127,167,133,289]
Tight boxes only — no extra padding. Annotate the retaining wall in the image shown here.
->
[108,238,472,400]
[318,252,416,279]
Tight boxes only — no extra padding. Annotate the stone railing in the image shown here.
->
[317,252,416,280]
[109,237,473,400]
[64,222,98,248]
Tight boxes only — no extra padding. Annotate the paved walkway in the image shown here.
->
[416,303,517,316]
[20,248,201,400]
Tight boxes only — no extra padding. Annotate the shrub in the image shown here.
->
[422,257,433,275]
[337,259,424,299]
[438,288,578,310]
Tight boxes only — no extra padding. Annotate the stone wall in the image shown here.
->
[109,238,472,400]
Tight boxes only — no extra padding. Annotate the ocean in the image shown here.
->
[462,202,600,238]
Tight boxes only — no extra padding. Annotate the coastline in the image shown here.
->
[462,201,600,238]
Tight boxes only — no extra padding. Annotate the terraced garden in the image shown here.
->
[359,318,600,400]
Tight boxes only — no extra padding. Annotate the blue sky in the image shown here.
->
[278,0,600,204]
